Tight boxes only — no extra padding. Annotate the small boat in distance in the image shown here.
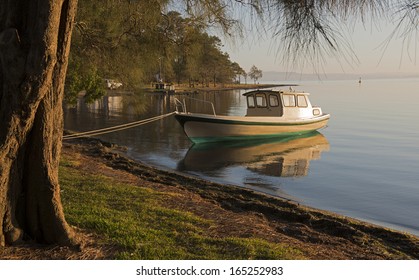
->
[174,89,330,143]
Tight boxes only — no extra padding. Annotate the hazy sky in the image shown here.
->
[222,18,419,75]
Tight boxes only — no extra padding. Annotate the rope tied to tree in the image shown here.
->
[63,111,176,140]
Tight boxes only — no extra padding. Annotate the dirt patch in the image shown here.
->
[0,229,113,260]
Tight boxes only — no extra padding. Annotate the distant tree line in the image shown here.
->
[65,0,247,103]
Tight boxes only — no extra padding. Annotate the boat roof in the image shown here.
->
[242,89,310,96]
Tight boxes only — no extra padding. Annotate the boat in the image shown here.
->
[174,89,330,143]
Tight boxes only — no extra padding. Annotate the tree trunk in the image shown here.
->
[0,0,78,246]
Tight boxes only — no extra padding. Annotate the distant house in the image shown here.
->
[105,79,123,90]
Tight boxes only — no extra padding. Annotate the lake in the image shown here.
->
[64,78,419,236]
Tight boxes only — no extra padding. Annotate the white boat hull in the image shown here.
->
[175,112,330,143]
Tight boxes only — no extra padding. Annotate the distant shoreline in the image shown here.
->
[190,83,299,92]
[142,83,298,94]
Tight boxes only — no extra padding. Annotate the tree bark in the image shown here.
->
[0,0,78,246]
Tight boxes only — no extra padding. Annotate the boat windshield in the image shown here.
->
[255,93,267,107]
[269,94,279,107]
[297,95,308,107]
[282,94,296,107]
[247,95,255,108]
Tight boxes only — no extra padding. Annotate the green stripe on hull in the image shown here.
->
[175,113,329,127]
[189,130,319,144]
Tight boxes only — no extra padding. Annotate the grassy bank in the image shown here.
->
[59,152,303,260]
[2,139,418,260]
[57,139,419,260]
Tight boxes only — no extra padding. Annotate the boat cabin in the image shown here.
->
[243,90,322,119]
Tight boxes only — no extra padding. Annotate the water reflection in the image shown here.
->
[178,131,329,178]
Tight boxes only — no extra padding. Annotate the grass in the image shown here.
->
[59,155,304,260]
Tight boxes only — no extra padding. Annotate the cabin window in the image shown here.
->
[269,94,279,107]
[297,95,308,107]
[247,95,255,108]
[256,93,267,107]
[282,94,296,107]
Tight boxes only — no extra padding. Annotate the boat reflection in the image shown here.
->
[177,131,329,178]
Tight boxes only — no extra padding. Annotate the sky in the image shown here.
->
[221,17,419,76]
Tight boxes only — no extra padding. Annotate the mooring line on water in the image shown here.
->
[63,111,176,140]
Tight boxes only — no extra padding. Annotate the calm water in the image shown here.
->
[64,78,419,236]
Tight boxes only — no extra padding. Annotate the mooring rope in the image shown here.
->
[63,111,176,140]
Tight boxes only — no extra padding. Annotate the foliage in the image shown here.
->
[65,0,243,103]
[65,61,105,105]
[248,65,263,84]
[240,0,418,69]
[379,1,419,61]
[231,62,246,83]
